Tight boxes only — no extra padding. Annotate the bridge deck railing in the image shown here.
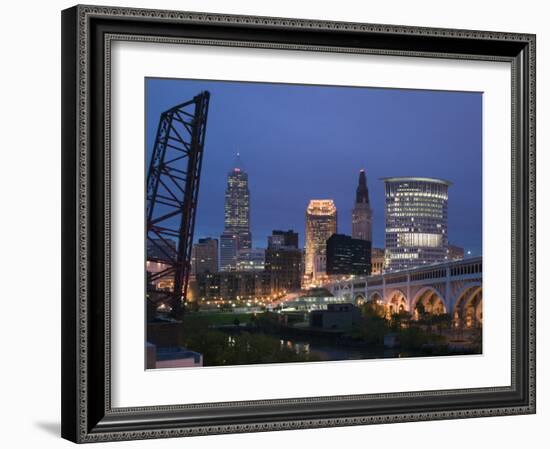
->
[327,257,482,291]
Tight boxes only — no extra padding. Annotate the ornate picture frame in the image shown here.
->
[61,4,536,443]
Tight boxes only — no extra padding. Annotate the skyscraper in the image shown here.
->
[220,156,252,271]
[382,177,450,271]
[351,170,373,242]
[191,238,218,276]
[304,200,337,281]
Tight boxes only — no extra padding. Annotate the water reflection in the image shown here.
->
[280,339,310,355]
[225,332,403,361]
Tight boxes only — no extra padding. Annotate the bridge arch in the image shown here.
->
[385,289,408,316]
[453,284,482,328]
[411,287,447,320]
[354,293,366,306]
[368,291,383,304]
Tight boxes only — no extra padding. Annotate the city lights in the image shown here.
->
[383,177,451,271]
[144,80,483,371]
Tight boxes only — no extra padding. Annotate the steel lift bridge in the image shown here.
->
[146,91,210,317]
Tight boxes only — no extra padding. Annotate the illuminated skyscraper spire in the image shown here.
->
[352,169,373,242]
[356,169,370,204]
[233,151,243,171]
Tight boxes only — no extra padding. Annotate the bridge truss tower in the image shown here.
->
[146,91,210,316]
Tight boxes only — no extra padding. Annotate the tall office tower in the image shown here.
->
[383,177,450,271]
[351,169,373,242]
[304,200,337,281]
[191,238,218,276]
[220,156,252,271]
[223,158,251,250]
[326,234,371,276]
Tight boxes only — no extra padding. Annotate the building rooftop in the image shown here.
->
[380,176,452,186]
[306,199,337,215]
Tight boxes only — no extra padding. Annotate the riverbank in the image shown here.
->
[167,309,481,366]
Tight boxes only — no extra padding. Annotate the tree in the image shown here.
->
[431,313,452,335]
[415,301,426,319]
[361,301,386,319]
[390,310,411,331]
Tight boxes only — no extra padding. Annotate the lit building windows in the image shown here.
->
[304,200,337,282]
[382,177,450,271]
[398,232,442,248]
[220,158,252,271]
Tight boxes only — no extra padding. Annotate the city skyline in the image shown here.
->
[146,78,482,255]
[145,78,484,369]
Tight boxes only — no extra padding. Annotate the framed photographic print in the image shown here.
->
[61,4,536,443]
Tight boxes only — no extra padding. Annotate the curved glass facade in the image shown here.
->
[383,177,450,271]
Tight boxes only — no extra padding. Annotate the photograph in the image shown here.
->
[145,78,483,369]
[57,3,537,443]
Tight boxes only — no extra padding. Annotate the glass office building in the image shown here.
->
[382,177,450,271]
[224,165,251,250]
[220,159,252,271]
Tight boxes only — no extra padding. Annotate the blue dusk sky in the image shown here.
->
[146,78,482,255]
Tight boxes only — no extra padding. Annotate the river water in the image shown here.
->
[224,329,408,361]
[277,336,406,361]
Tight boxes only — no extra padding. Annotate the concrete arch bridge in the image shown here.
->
[327,257,482,329]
